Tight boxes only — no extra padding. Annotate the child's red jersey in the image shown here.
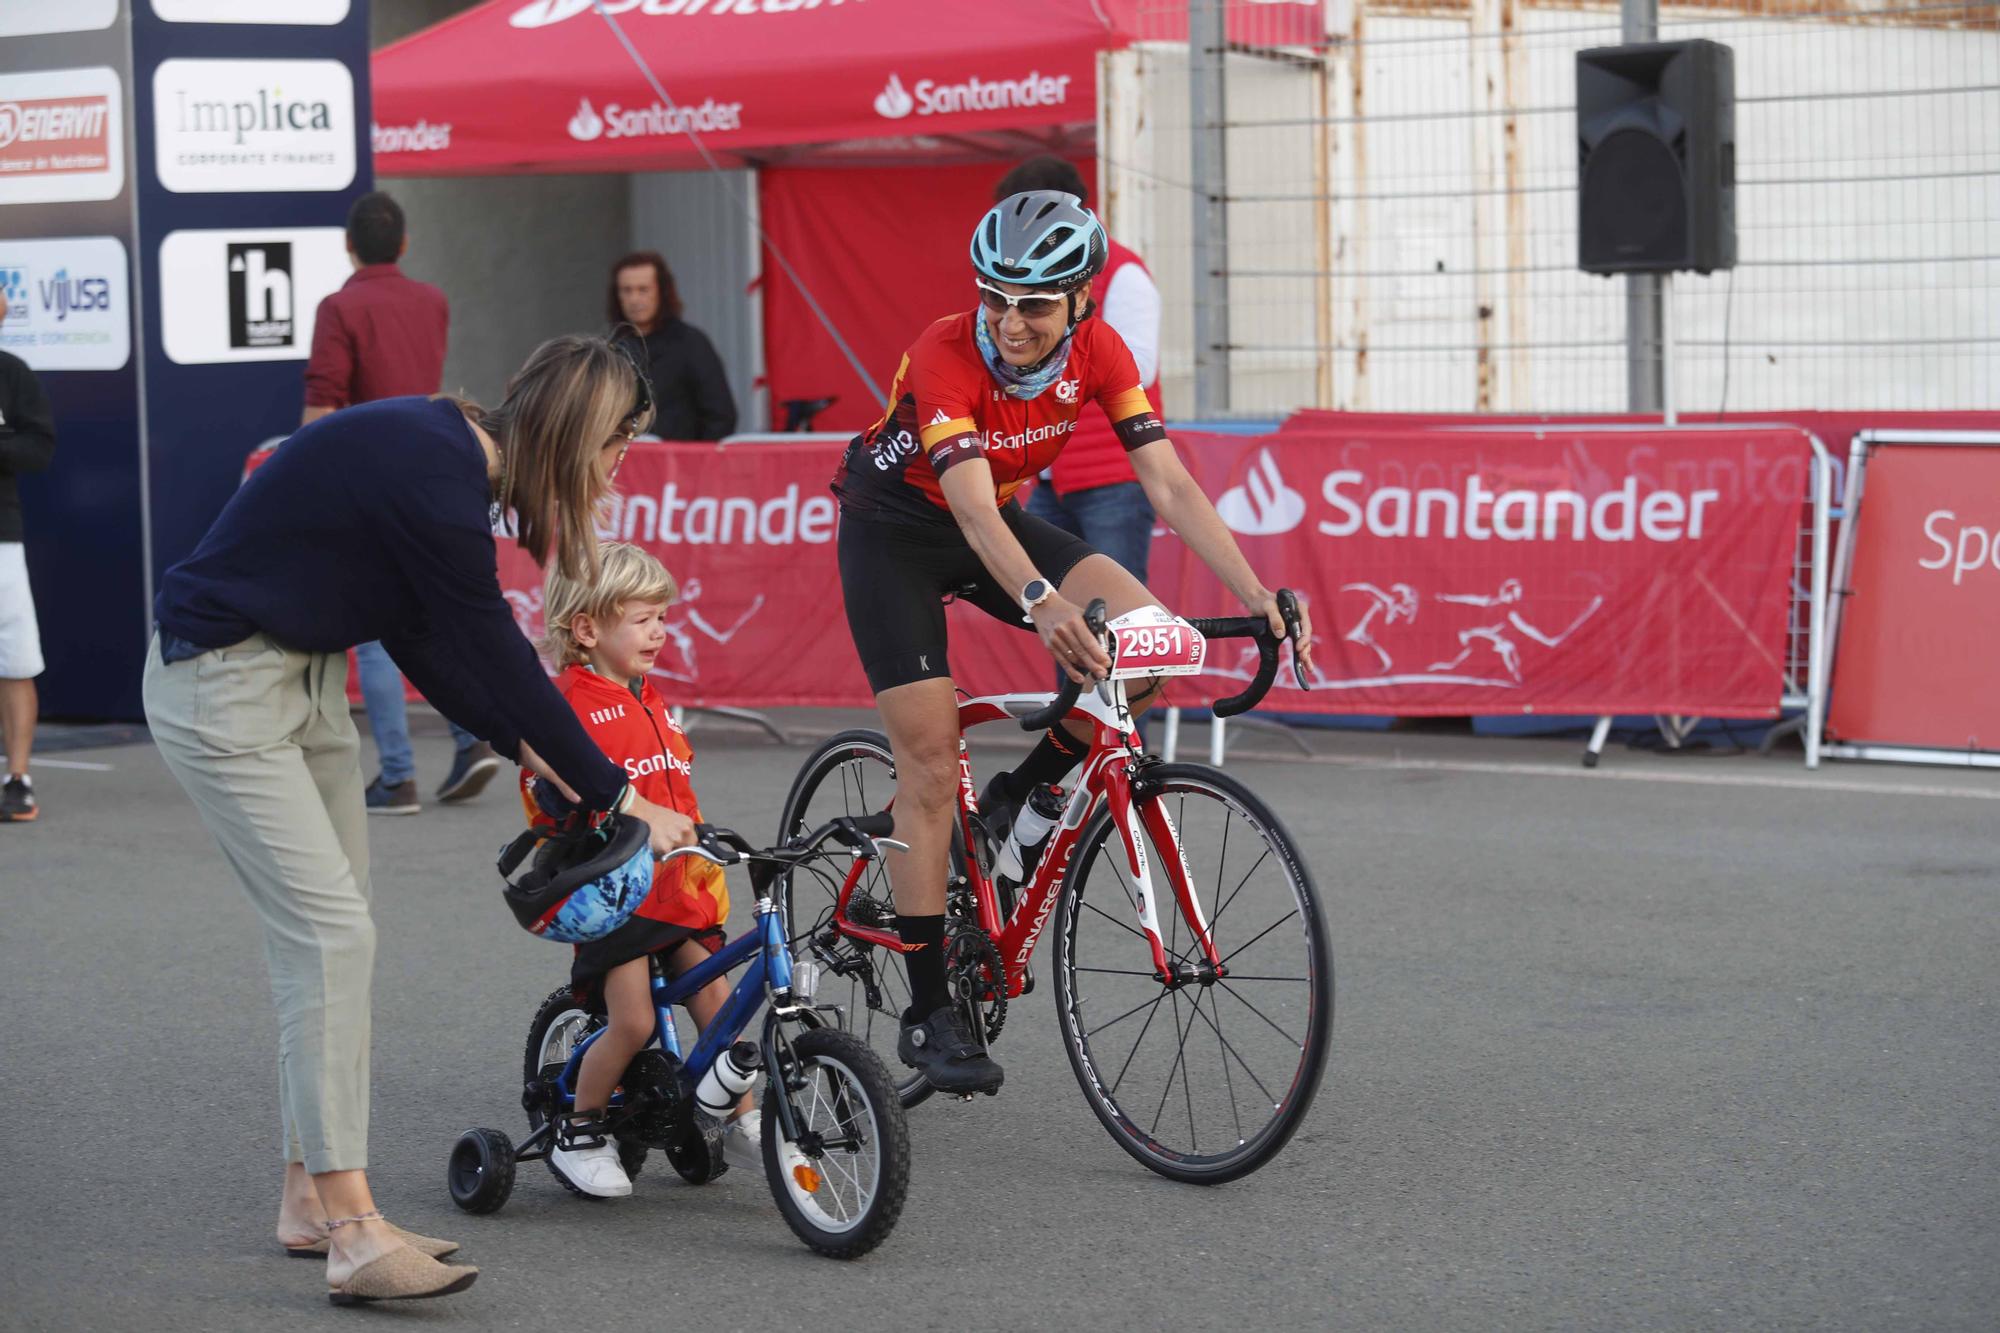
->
[520,665,728,931]
[831,311,1166,527]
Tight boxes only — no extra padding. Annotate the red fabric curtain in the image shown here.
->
[758,162,999,434]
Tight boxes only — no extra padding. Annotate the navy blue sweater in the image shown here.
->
[154,396,625,810]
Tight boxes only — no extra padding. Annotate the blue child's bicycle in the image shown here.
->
[446,815,912,1259]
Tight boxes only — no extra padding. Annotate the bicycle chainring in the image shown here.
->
[944,923,1008,1044]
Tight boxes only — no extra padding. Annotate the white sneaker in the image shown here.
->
[721,1111,763,1171]
[549,1136,633,1198]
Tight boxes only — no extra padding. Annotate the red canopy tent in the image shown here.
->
[373,0,1123,175]
[371,0,1325,429]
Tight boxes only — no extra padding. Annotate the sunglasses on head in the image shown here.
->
[976,280,1069,319]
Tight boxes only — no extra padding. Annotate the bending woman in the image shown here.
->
[143,336,695,1306]
[831,191,1313,1096]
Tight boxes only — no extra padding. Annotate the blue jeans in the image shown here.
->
[354,640,474,786]
[1025,480,1155,587]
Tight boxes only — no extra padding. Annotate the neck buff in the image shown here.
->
[974,309,1075,401]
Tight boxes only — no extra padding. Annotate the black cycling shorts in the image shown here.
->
[837,503,1098,695]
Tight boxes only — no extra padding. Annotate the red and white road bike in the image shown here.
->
[776,592,1332,1183]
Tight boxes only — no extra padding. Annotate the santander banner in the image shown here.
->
[481,429,1809,717]
[1163,426,1810,718]
[1827,443,2000,753]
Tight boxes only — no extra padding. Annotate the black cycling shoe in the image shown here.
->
[897,1005,1004,1095]
[979,772,1021,845]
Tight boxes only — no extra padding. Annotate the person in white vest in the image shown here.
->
[993,157,1164,586]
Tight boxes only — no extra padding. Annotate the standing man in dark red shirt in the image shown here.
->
[303,191,501,814]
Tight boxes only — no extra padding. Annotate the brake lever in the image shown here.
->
[1277,588,1310,690]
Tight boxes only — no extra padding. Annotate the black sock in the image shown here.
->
[898,913,949,1017]
[1008,727,1088,799]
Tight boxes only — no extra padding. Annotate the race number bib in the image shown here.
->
[1107,606,1207,679]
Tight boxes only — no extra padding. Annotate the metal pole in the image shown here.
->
[1189,0,1231,416]
[1621,0,1662,416]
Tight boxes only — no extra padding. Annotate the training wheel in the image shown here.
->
[447,1128,517,1214]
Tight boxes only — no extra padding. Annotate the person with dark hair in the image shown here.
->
[608,251,736,441]
[992,157,1165,588]
[302,191,501,815]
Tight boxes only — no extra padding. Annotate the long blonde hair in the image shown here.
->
[466,335,653,584]
[541,541,678,669]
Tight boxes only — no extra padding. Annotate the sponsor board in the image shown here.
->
[0,68,125,207]
[0,0,118,37]
[152,0,351,22]
[372,120,453,155]
[152,59,356,193]
[510,0,861,27]
[158,227,349,364]
[0,236,130,372]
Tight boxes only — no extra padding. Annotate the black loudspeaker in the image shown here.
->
[1577,39,1735,275]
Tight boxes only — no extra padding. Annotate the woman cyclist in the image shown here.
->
[831,190,1314,1095]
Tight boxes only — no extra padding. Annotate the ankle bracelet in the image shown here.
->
[325,1210,384,1231]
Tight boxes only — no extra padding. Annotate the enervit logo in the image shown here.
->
[1217,449,1307,535]
[0,237,130,372]
[371,120,453,154]
[0,0,117,37]
[227,243,293,349]
[511,0,860,27]
[152,0,349,22]
[872,70,1073,120]
[159,228,347,365]
[153,59,356,193]
[0,68,123,206]
[566,95,742,143]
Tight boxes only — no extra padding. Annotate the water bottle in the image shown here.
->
[996,783,1065,883]
[693,1040,762,1117]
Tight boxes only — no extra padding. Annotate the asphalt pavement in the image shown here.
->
[2,711,1995,1331]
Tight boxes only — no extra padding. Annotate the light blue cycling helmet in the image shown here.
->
[971,190,1109,293]
[498,814,654,945]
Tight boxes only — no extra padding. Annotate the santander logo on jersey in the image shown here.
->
[626,751,692,782]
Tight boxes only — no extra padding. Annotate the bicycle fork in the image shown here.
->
[1101,759,1225,986]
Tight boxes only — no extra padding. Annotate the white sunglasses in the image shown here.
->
[976,280,1070,319]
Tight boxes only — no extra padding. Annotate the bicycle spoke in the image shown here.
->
[1079,894,1149,944]
[1107,992,1170,1096]
[1188,989,1282,1109]
[1217,979,1304,1049]
[1210,846,1271,933]
[1217,906,1299,970]
[1148,987,1203,1140]
[1213,973,1311,983]
[1209,983,1246,1145]
[1072,966,1159,977]
[1090,989,1171,1040]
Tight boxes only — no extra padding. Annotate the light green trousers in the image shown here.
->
[143,633,375,1173]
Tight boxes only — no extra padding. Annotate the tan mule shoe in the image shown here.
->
[327,1245,478,1306]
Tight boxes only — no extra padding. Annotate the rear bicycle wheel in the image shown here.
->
[1053,763,1332,1184]
[775,730,932,1108]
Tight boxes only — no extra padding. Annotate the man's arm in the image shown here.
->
[0,359,57,476]
[300,297,353,422]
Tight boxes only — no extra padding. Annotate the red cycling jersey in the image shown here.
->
[832,311,1166,527]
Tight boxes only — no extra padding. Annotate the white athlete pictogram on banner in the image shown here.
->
[651,578,766,684]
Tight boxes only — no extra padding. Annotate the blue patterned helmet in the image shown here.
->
[498,814,654,945]
[971,190,1108,292]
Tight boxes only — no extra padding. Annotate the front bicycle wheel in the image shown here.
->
[1053,762,1332,1184]
[775,730,930,1108]
[763,1028,911,1259]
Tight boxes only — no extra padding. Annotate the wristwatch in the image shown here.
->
[1019,577,1056,616]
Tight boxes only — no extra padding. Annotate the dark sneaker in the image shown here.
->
[897,1005,1003,1095]
[0,775,37,822]
[364,775,420,816]
[436,741,501,804]
[978,771,1020,846]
